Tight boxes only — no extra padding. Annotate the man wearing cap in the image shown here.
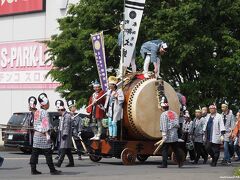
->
[191,109,208,164]
[30,93,61,175]
[23,96,37,147]
[55,100,74,167]
[104,76,124,139]
[221,103,235,165]
[67,100,83,160]
[140,39,168,78]
[203,105,225,166]
[86,80,105,140]
[158,96,183,168]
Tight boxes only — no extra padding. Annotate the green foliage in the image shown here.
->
[47,0,240,112]
[234,167,240,176]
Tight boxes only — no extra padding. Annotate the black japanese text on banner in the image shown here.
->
[123,0,146,68]
[91,31,108,91]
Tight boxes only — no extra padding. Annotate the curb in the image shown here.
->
[0,145,18,152]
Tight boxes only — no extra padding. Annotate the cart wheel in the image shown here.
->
[89,155,102,162]
[121,148,136,165]
[136,155,149,162]
[171,149,185,164]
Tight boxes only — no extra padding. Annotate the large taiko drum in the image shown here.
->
[123,77,180,140]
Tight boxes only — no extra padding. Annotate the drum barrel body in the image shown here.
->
[122,78,180,140]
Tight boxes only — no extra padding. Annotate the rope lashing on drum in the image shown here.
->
[155,79,165,109]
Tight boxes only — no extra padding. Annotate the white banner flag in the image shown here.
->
[122,0,146,68]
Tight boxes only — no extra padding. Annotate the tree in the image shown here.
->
[47,0,240,112]
[147,0,240,111]
[46,0,123,105]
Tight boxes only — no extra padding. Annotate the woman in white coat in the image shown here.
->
[203,105,226,166]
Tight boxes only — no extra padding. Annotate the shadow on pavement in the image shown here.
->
[0,167,23,170]
[59,171,82,175]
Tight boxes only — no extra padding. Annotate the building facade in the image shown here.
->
[0,0,79,127]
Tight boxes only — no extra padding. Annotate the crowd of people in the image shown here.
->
[0,75,240,173]
[161,101,240,168]
[26,75,124,175]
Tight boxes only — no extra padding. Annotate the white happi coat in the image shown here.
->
[191,117,205,143]
[160,110,179,143]
[104,88,124,122]
[203,113,226,144]
[222,110,235,142]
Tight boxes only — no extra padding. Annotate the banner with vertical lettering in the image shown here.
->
[122,0,146,68]
[91,31,108,91]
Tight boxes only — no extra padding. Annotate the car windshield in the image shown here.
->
[8,113,27,126]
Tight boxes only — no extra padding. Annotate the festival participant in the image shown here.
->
[55,100,74,167]
[182,110,195,163]
[23,96,38,147]
[67,100,83,160]
[203,104,225,167]
[140,39,168,78]
[30,93,61,175]
[86,80,105,140]
[221,103,235,165]
[191,109,208,164]
[104,76,124,140]
[0,156,4,167]
[231,111,240,161]
[158,96,183,168]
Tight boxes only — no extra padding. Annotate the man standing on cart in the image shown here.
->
[86,80,106,140]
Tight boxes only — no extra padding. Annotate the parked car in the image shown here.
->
[4,112,60,153]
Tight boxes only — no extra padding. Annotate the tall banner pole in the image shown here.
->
[120,0,126,141]
[122,0,146,73]
[91,31,108,92]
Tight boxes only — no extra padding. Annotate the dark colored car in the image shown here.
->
[4,112,60,153]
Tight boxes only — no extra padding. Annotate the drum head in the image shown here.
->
[128,79,180,139]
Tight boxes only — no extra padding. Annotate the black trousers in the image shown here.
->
[161,142,182,167]
[74,138,83,156]
[30,147,55,172]
[57,148,74,165]
[205,141,220,165]
[194,142,208,162]
[182,132,195,161]
[177,123,183,138]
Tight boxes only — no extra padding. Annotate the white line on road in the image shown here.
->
[5,157,89,160]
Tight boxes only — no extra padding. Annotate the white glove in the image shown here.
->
[46,133,51,143]
[78,132,82,137]
[162,132,167,142]
[203,135,206,142]
[162,135,167,142]
[220,135,224,142]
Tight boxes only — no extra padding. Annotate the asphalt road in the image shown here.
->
[0,151,239,180]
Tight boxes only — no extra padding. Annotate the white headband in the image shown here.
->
[40,95,48,105]
[56,100,64,110]
[161,43,168,49]
[29,98,36,108]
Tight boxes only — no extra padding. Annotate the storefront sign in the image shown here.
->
[0,0,45,16]
[0,41,59,89]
